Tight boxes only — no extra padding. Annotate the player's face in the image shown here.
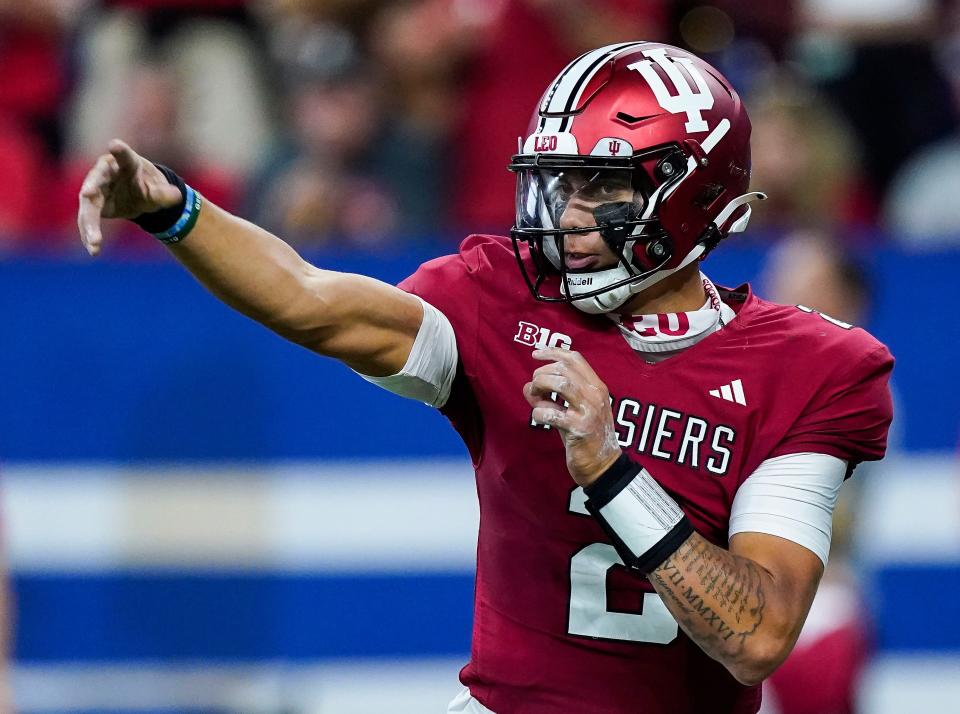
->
[549,169,637,271]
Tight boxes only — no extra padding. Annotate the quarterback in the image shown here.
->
[78,43,892,714]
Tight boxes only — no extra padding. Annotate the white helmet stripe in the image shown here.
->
[539,42,646,133]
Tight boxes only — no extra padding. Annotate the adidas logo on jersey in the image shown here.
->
[709,379,746,406]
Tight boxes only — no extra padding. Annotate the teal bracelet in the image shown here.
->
[152,186,203,244]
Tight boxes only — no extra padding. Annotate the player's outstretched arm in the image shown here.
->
[526,347,823,687]
[77,141,422,376]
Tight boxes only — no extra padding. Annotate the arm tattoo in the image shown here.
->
[650,534,766,657]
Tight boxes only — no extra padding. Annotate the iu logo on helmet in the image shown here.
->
[608,140,622,156]
[627,48,715,134]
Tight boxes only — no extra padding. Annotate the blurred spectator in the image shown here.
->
[799,0,935,37]
[56,57,246,254]
[747,74,874,237]
[758,230,875,714]
[245,21,401,247]
[670,0,798,61]
[67,0,272,183]
[793,0,956,206]
[883,135,960,245]
[365,0,471,235]
[112,60,237,206]
[448,0,667,234]
[0,0,84,245]
[883,0,960,245]
[10,0,960,253]
[758,572,870,714]
[761,230,871,321]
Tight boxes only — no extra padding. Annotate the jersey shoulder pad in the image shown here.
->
[752,299,894,465]
[456,233,517,273]
[399,234,512,293]
[749,296,892,371]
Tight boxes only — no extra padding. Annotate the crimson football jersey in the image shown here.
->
[400,235,893,714]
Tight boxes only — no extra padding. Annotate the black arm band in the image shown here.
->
[131,164,188,234]
[584,453,694,574]
[584,453,641,507]
[631,518,694,574]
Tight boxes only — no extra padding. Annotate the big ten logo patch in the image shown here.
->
[514,320,574,430]
[514,321,572,350]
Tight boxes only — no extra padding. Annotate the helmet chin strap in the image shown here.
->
[566,245,706,314]
[564,191,766,315]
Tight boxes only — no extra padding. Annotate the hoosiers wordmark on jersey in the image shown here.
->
[402,235,892,714]
[521,348,740,478]
[515,322,738,478]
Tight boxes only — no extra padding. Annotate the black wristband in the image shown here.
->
[632,518,694,573]
[583,453,641,508]
[584,453,694,574]
[131,164,188,234]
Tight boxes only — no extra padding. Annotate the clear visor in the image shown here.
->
[515,167,644,231]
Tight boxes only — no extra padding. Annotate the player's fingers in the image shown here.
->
[532,347,568,362]
[531,406,570,430]
[108,139,140,176]
[531,360,567,379]
[80,155,119,197]
[77,192,104,256]
[531,355,597,395]
[530,372,580,406]
[523,381,566,409]
[533,347,597,381]
[77,155,118,255]
[534,348,606,395]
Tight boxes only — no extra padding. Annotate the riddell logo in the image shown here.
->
[514,321,572,350]
[566,276,593,286]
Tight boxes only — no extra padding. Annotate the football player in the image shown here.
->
[77,42,893,714]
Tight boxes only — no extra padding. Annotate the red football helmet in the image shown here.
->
[508,41,765,314]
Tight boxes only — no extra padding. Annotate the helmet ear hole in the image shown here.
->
[654,150,686,183]
[645,235,674,265]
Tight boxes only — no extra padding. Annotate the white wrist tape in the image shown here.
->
[585,455,694,573]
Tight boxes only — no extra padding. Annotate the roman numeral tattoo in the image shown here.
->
[650,534,766,655]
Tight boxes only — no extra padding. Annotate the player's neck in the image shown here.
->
[619,263,707,316]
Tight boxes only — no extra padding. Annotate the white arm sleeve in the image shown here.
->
[355,296,458,408]
[729,452,847,567]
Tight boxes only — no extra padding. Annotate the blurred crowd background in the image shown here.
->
[6,0,960,252]
[2,1,960,714]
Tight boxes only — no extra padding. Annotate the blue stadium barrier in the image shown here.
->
[13,573,474,662]
[871,565,960,652]
[1,244,957,458]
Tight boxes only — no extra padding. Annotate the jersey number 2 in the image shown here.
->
[567,487,679,644]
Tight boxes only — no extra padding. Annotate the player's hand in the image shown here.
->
[77,139,182,256]
[523,347,622,487]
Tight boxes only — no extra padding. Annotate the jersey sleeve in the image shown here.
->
[729,452,847,566]
[397,236,485,370]
[355,297,458,407]
[769,342,894,467]
[398,236,490,460]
